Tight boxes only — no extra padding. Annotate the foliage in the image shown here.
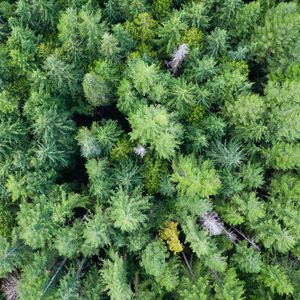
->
[171,154,221,198]
[128,104,183,159]
[101,252,133,300]
[1,0,300,298]
[83,61,117,107]
[108,187,150,232]
[253,2,300,70]
[214,267,245,300]
[159,221,184,255]
[232,242,262,273]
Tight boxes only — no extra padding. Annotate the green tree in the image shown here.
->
[128,104,183,159]
[157,11,188,54]
[7,25,39,72]
[83,60,117,107]
[253,2,300,70]
[127,58,159,96]
[16,0,59,32]
[232,242,262,273]
[0,237,23,278]
[171,155,221,198]
[214,267,245,300]
[259,264,294,296]
[206,28,228,57]
[265,80,300,142]
[85,158,112,200]
[108,188,151,232]
[101,252,133,300]
[81,206,112,256]
[78,7,105,56]
[0,118,27,160]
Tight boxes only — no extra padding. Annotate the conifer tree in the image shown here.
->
[101,252,133,300]
[128,104,183,159]
[0,0,300,298]
[172,154,221,198]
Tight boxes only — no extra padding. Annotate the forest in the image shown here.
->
[0,0,300,299]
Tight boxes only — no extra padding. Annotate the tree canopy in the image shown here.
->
[0,0,300,299]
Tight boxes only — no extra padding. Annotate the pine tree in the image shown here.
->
[207,140,245,170]
[264,142,300,170]
[83,60,117,107]
[57,7,83,62]
[17,251,58,299]
[0,118,27,160]
[259,264,294,296]
[206,28,228,57]
[17,196,58,249]
[128,104,183,159]
[108,187,151,233]
[101,251,133,300]
[85,158,112,200]
[171,154,221,198]
[78,7,105,56]
[43,55,80,96]
[81,206,111,256]
[180,2,210,30]
[168,79,197,115]
[0,237,23,278]
[54,259,86,300]
[54,221,83,259]
[141,240,169,277]
[100,32,121,61]
[232,242,262,273]
[253,2,300,70]
[15,0,59,32]
[7,25,39,72]
[265,80,300,142]
[214,267,245,300]
[127,58,159,96]
[157,11,188,54]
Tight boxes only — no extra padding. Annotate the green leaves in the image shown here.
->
[259,264,294,296]
[158,11,188,54]
[182,217,211,257]
[208,140,244,170]
[182,217,227,272]
[265,80,300,142]
[264,142,300,170]
[16,0,58,31]
[256,219,296,253]
[0,118,27,160]
[233,242,262,273]
[101,252,133,300]
[109,188,150,232]
[172,155,221,198]
[253,2,300,70]
[86,158,112,199]
[58,6,106,60]
[17,251,55,300]
[0,238,23,278]
[83,61,117,107]
[81,206,111,256]
[128,58,159,96]
[206,28,228,57]
[141,240,168,277]
[141,240,179,291]
[77,120,122,159]
[18,196,57,249]
[214,268,245,300]
[129,104,183,159]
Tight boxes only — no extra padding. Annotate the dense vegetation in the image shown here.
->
[0,0,300,299]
